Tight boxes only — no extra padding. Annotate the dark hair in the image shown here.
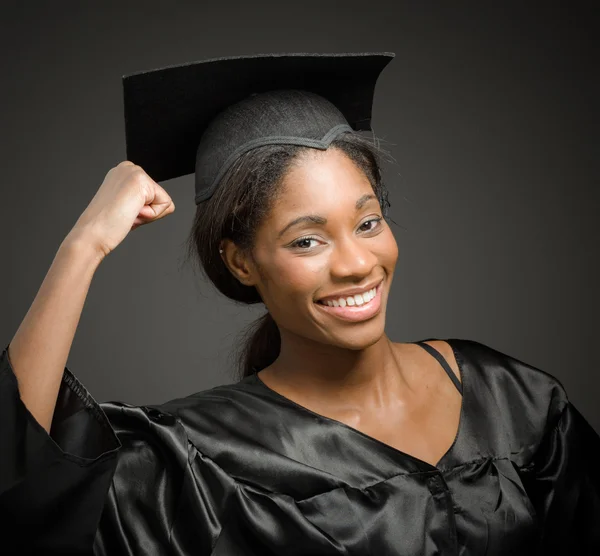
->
[184,131,394,381]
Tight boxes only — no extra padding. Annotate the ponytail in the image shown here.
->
[236,312,280,379]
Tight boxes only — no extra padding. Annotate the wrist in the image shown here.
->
[60,230,107,268]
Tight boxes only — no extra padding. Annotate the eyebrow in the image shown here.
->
[277,193,378,239]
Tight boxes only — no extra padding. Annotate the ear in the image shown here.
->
[219,239,259,287]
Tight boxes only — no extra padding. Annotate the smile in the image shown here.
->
[314,280,384,322]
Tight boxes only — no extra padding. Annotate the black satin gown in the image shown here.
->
[1,338,599,555]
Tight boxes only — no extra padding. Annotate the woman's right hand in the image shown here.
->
[69,161,176,260]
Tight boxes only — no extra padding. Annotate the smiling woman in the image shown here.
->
[185,131,395,376]
[2,52,599,555]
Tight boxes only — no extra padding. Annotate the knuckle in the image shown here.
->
[129,167,147,183]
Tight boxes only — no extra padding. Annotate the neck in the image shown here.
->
[265,331,413,411]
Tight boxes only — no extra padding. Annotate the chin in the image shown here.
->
[319,313,387,350]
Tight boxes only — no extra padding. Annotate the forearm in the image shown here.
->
[7,233,104,432]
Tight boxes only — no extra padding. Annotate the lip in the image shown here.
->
[316,278,384,304]
[314,279,384,322]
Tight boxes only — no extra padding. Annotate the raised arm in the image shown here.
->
[7,161,175,431]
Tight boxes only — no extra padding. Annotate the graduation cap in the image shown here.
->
[122,52,395,205]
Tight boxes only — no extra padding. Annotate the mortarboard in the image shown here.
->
[122,52,395,205]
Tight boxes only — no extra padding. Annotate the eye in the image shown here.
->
[290,236,320,250]
[358,216,383,233]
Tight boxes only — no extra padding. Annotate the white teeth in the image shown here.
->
[323,286,377,308]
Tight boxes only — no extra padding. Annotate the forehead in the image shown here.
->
[272,148,374,217]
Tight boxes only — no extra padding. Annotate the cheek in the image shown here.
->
[380,228,399,267]
[272,258,324,299]
[385,229,398,266]
[256,246,325,303]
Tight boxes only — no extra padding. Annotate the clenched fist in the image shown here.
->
[70,161,175,260]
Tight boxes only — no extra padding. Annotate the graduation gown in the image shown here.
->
[1,338,599,555]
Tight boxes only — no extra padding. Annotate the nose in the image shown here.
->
[328,235,379,281]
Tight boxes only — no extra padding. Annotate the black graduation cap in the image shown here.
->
[122,52,395,204]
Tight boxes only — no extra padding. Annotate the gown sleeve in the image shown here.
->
[526,399,600,554]
[0,344,193,555]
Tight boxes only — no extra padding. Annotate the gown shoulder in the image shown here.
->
[449,337,569,420]
[445,337,580,466]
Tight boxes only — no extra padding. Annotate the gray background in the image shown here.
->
[1,2,598,433]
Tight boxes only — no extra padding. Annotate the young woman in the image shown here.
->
[2,53,599,555]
